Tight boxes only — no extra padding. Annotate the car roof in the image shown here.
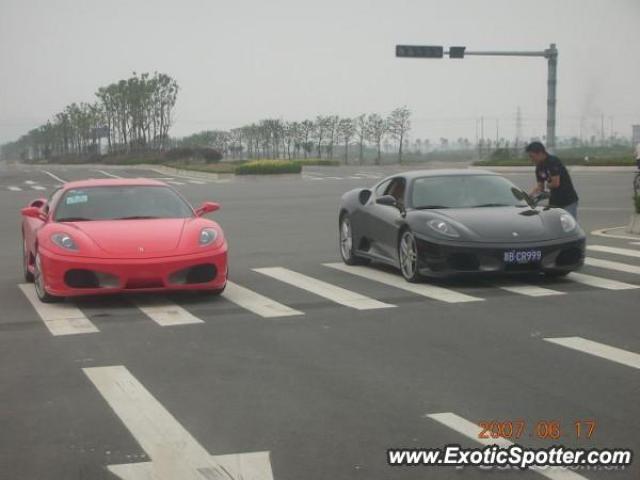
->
[395,169,498,180]
[62,178,168,190]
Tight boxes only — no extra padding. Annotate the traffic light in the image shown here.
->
[449,46,466,59]
[395,45,443,58]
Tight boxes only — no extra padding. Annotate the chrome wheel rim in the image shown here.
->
[23,238,29,275]
[34,254,45,297]
[340,218,353,260]
[399,232,417,279]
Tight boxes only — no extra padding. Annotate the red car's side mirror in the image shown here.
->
[29,198,48,209]
[21,206,48,221]
[195,201,220,216]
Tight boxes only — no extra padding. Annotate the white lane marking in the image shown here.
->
[149,167,217,182]
[587,245,640,259]
[24,180,36,185]
[222,281,303,318]
[133,298,204,326]
[84,365,274,480]
[631,242,640,246]
[544,337,640,370]
[324,263,482,303]
[493,281,565,297]
[42,170,67,183]
[167,180,186,186]
[253,267,395,310]
[97,169,123,179]
[18,284,99,335]
[31,185,46,191]
[187,179,206,185]
[426,412,588,480]
[585,257,640,275]
[566,272,638,290]
[8,186,22,191]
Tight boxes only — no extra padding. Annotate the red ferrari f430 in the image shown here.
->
[21,179,228,302]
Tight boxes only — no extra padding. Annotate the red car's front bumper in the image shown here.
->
[38,244,228,297]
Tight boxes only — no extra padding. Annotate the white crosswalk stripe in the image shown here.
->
[222,281,303,318]
[544,337,640,370]
[585,257,640,275]
[18,284,99,335]
[566,272,638,290]
[587,245,640,259]
[493,281,565,297]
[132,297,204,326]
[253,267,395,310]
[7,186,22,191]
[426,412,589,479]
[324,263,483,303]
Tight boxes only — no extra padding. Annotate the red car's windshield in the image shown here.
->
[54,185,194,222]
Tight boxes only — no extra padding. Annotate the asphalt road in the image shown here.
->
[0,162,638,480]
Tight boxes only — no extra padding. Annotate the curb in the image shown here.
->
[591,226,640,241]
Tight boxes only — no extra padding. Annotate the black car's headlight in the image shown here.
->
[560,213,577,233]
[199,228,218,246]
[51,233,78,251]
[427,219,460,238]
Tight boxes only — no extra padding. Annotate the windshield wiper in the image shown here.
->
[414,205,449,210]
[113,216,161,220]
[56,217,92,222]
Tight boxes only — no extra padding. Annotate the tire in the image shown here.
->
[398,230,422,283]
[339,214,369,265]
[33,252,62,303]
[545,271,570,279]
[22,234,34,282]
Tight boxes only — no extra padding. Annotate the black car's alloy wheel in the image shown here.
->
[339,215,369,265]
[399,230,421,282]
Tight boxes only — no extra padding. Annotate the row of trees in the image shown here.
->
[1,72,179,161]
[180,107,412,164]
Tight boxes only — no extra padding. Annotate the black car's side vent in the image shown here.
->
[519,209,540,216]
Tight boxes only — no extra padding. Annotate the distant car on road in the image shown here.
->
[21,178,228,302]
[338,169,585,282]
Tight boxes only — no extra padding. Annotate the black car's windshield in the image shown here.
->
[54,186,194,221]
[411,175,528,209]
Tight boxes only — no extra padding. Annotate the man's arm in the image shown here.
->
[530,181,544,196]
[547,175,561,189]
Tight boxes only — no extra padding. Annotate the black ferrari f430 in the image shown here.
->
[338,170,586,282]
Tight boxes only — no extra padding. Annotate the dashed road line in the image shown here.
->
[254,267,395,310]
[222,281,303,318]
[566,272,638,290]
[42,170,67,183]
[31,185,46,191]
[18,284,99,335]
[544,337,640,370]
[324,263,483,303]
[7,186,22,191]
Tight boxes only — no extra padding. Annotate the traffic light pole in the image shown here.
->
[397,43,559,149]
[459,44,558,148]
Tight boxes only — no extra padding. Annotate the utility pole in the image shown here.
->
[395,43,559,148]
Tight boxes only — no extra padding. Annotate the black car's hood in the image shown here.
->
[410,206,573,243]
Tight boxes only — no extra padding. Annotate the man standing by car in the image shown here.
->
[527,141,579,219]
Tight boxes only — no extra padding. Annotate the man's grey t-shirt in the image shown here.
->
[535,155,578,207]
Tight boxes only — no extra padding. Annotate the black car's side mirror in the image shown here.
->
[376,195,397,207]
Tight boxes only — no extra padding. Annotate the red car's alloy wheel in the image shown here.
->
[33,252,60,303]
[22,236,34,282]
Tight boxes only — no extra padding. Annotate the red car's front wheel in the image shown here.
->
[33,252,62,303]
[22,235,34,283]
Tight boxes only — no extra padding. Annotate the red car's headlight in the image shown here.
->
[199,228,218,246]
[51,232,79,251]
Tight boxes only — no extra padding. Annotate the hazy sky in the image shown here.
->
[1,0,639,144]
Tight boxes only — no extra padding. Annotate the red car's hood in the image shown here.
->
[71,218,186,255]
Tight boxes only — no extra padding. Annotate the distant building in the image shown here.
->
[633,125,640,145]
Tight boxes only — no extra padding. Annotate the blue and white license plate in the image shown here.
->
[503,249,542,264]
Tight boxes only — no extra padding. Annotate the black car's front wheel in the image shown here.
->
[399,230,421,282]
[339,215,369,265]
